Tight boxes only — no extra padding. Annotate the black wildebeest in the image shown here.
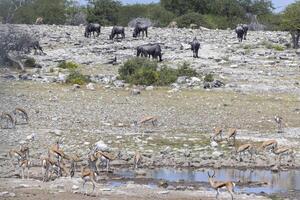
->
[109,26,125,40]
[190,37,200,58]
[133,23,148,38]
[84,23,101,38]
[242,24,249,40]
[136,44,162,62]
[235,25,245,42]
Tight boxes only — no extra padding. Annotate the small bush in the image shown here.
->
[119,58,199,86]
[177,62,199,77]
[272,44,285,51]
[66,70,90,85]
[157,66,178,85]
[204,73,214,82]
[24,57,36,68]
[57,61,79,70]
[175,12,210,28]
[261,41,285,51]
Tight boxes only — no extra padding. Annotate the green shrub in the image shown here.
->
[24,57,36,68]
[175,12,210,28]
[57,61,79,70]
[204,73,214,82]
[272,44,285,51]
[261,41,285,51]
[66,70,90,85]
[157,66,178,85]
[118,58,199,86]
[177,62,198,77]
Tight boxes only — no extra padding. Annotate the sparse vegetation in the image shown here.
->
[118,58,199,86]
[24,57,36,68]
[177,62,198,77]
[66,70,90,85]
[57,61,79,70]
[261,41,285,51]
[204,73,214,82]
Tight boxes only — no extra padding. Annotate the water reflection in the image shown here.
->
[115,168,300,194]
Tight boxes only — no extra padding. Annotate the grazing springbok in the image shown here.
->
[41,156,69,181]
[134,151,142,169]
[135,116,158,127]
[236,143,255,161]
[271,146,294,165]
[81,165,97,195]
[0,112,15,129]
[211,127,223,142]
[225,128,237,145]
[260,140,278,153]
[48,141,70,177]
[207,170,235,200]
[35,17,43,24]
[274,116,283,133]
[8,145,30,168]
[19,159,31,179]
[13,107,29,124]
[95,151,116,172]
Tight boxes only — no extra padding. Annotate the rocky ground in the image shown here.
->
[0,24,300,199]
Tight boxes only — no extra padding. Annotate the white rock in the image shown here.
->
[210,141,218,147]
[145,86,154,91]
[72,185,79,190]
[158,191,169,194]
[86,83,95,90]
[94,140,109,152]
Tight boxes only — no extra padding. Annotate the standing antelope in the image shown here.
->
[8,145,30,168]
[19,159,31,179]
[236,143,255,161]
[260,140,278,153]
[48,141,70,177]
[225,128,237,145]
[0,112,15,129]
[211,127,223,142]
[134,151,142,169]
[274,116,283,133]
[135,116,158,127]
[81,165,97,195]
[13,107,29,124]
[207,170,235,200]
[41,156,69,181]
[271,146,294,166]
[95,151,116,172]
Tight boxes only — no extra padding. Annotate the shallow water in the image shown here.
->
[114,168,300,194]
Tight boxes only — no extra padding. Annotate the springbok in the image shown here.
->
[260,140,278,153]
[8,145,30,168]
[274,116,283,133]
[135,116,158,127]
[134,151,142,169]
[211,127,223,142]
[13,107,29,124]
[207,170,235,200]
[0,112,15,129]
[19,159,31,179]
[236,143,255,161]
[81,165,97,195]
[271,146,294,165]
[225,128,237,145]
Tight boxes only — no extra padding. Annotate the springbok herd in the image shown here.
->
[1,108,295,199]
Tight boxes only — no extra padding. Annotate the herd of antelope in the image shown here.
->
[1,107,295,199]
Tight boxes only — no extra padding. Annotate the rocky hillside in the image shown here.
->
[1,24,299,94]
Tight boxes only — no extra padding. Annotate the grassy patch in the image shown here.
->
[66,70,90,85]
[204,73,214,82]
[24,57,36,68]
[261,41,285,51]
[58,61,79,70]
